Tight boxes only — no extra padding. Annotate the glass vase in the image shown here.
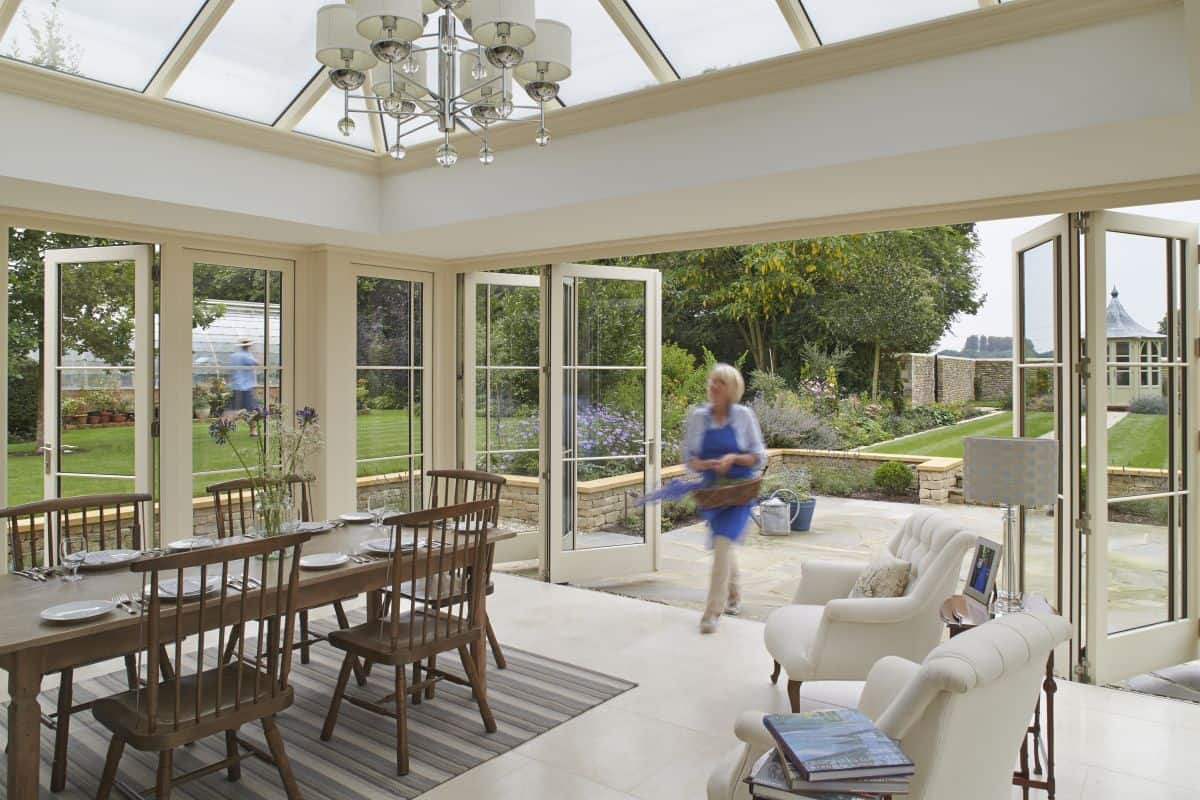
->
[255,481,295,540]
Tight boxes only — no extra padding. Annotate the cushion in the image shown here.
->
[849,552,911,599]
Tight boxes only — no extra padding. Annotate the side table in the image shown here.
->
[939,594,1057,800]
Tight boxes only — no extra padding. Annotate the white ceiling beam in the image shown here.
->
[144,0,234,98]
[276,69,334,131]
[360,83,388,156]
[597,0,678,83]
[0,0,24,41]
[777,1,822,48]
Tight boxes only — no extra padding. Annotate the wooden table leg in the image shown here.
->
[6,648,46,800]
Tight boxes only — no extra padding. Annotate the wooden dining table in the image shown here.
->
[0,522,514,799]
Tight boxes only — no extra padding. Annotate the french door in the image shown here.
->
[42,245,154,503]
[546,263,661,584]
[1014,212,1200,684]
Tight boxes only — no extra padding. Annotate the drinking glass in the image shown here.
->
[368,491,387,530]
[60,535,87,582]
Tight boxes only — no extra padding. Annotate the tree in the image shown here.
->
[5,0,81,73]
[655,240,852,371]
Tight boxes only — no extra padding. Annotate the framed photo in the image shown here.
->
[963,536,1002,607]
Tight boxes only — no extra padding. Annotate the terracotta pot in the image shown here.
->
[86,414,100,425]
[99,412,113,423]
[112,413,127,423]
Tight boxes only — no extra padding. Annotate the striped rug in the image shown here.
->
[2,617,635,798]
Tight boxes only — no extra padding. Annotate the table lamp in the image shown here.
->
[962,436,1059,614]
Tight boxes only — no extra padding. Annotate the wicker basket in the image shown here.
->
[692,478,762,510]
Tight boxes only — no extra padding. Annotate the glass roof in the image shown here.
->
[167,0,327,124]
[294,84,376,151]
[0,0,204,91]
[0,0,1006,154]
[802,0,980,45]
[627,0,799,78]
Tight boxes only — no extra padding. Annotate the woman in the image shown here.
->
[682,364,767,634]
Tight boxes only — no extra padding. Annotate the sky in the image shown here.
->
[937,200,1200,352]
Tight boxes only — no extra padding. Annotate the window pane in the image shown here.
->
[1019,241,1055,361]
[357,370,416,461]
[168,0,326,123]
[802,0,977,44]
[544,0,659,105]
[357,277,414,366]
[294,85,377,150]
[626,0,797,78]
[575,277,646,366]
[0,0,204,91]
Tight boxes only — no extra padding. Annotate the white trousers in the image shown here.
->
[704,535,740,620]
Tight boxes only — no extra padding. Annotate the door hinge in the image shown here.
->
[151,261,161,282]
[1194,337,1200,359]
[1074,512,1091,536]
[1072,211,1091,234]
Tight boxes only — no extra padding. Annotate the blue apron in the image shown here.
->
[697,414,757,542]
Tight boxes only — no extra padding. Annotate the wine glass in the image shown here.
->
[59,534,87,582]
[368,491,387,530]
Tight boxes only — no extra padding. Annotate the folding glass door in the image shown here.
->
[43,245,154,503]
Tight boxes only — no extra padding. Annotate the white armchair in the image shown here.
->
[710,612,1072,800]
[765,508,975,710]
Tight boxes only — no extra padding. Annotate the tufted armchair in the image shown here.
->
[710,612,1072,800]
[765,508,975,711]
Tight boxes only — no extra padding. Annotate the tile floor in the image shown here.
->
[13,573,1200,799]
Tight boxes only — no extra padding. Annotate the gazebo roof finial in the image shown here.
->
[1111,285,1119,299]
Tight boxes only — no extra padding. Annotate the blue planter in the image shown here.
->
[789,499,817,532]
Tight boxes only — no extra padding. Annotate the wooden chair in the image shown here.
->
[206,475,359,680]
[321,499,498,775]
[93,529,312,800]
[399,470,507,673]
[0,492,152,793]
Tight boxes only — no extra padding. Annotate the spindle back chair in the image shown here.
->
[205,475,312,539]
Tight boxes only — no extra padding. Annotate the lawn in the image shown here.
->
[864,409,1170,469]
[7,409,420,505]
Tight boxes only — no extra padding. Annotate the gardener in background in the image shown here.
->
[227,336,260,436]
[683,363,767,634]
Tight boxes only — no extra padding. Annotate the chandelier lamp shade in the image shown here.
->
[314,0,572,166]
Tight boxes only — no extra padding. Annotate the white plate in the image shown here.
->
[363,534,418,554]
[168,537,216,551]
[338,512,374,524]
[80,549,141,569]
[299,552,349,570]
[41,599,116,623]
[154,575,222,599]
[284,521,336,534]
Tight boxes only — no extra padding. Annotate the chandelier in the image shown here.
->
[315,0,572,167]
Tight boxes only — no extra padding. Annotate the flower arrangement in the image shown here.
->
[208,405,324,536]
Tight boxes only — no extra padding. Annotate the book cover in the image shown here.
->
[750,751,910,796]
[747,752,885,800]
[763,710,914,781]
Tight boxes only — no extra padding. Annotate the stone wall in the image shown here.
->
[1108,467,1171,498]
[935,356,976,405]
[974,358,1014,401]
[898,353,936,406]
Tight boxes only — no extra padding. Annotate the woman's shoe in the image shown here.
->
[699,615,718,634]
[724,598,742,616]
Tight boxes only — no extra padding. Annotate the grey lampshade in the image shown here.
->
[962,436,1059,507]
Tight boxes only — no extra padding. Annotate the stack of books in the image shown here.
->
[745,709,914,798]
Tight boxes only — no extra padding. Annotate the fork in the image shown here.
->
[14,570,38,582]
[112,594,135,615]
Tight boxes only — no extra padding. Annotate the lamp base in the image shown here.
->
[993,589,1026,616]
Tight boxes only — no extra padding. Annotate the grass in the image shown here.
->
[7,409,420,506]
[863,411,1055,459]
[864,409,1170,470]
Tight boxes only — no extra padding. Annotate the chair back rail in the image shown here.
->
[382,499,495,652]
[0,493,153,571]
[427,469,505,509]
[205,476,312,538]
[132,531,310,735]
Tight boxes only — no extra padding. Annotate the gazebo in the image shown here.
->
[1105,286,1165,407]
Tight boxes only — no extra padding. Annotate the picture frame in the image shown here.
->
[963,536,1002,607]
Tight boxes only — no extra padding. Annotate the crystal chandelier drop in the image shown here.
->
[315,0,572,167]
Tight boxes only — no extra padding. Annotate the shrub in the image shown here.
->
[809,465,873,497]
[762,467,812,501]
[1128,395,1168,415]
[750,394,841,450]
[748,369,789,402]
[873,461,914,495]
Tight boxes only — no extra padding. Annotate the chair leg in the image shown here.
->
[221,626,242,665]
[458,644,497,733]
[770,660,781,685]
[321,653,355,741]
[156,749,173,799]
[424,654,437,700]
[96,735,126,800]
[332,601,366,686]
[787,680,802,713]
[299,610,311,665]
[124,654,139,689]
[394,663,410,776]
[263,715,303,800]
[485,617,507,670]
[50,668,73,792]
[225,728,241,781]
[158,646,176,682]
[412,662,422,705]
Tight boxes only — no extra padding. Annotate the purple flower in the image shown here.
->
[209,417,237,444]
[295,406,319,426]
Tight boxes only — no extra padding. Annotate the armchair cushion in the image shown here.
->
[792,559,866,605]
[848,552,911,598]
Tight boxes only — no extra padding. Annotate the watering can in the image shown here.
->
[752,490,799,536]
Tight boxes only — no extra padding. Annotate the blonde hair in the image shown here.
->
[708,363,745,403]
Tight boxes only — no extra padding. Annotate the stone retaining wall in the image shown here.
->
[936,356,976,405]
[900,354,936,406]
[896,354,1014,406]
[974,358,1014,401]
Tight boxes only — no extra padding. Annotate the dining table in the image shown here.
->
[0,520,515,799]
